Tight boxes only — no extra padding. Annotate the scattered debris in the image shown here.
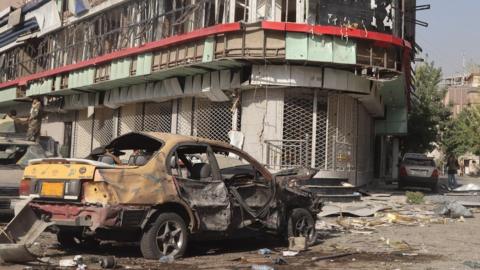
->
[341,182,354,187]
[464,260,480,269]
[99,256,116,269]
[406,191,425,204]
[445,192,478,196]
[282,251,299,257]
[288,237,307,251]
[454,184,480,192]
[387,240,412,251]
[401,253,418,257]
[258,248,272,255]
[319,202,392,217]
[436,201,473,218]
[159,255,175,263]
[458,201,480,208]
[58,258,77,267]
[311,252,354,262]
[272,257,287,265]
[251,264,274,270]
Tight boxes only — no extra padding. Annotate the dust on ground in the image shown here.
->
[2,176,480,270]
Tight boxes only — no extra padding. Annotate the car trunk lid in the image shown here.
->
[405,165,434,177]
[23,158,117,200]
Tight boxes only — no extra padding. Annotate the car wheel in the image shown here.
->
[57,230,99,250]
[287,208,317,246]
[140,212,188,259]
[398,181,404,190]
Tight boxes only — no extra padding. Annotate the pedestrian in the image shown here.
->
[26,97,43,142]
[446,155,459,190]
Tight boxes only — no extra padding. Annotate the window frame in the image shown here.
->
[166,142,222,181]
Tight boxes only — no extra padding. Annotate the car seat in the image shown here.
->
[190,163,212,180]
[98,155,115,165]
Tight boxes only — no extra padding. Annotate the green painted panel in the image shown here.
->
[136,53,153,76]
[202,37,215,63]
[286,32,308,60]
[68,68,94,88]
[375,106,408,135]
[333,37,356,64]
[380,76,406,106]
[54,76,61,91]
[196,59,244,70]
[0,87,18,102]
[308,35,333,62]
[27,79,53,96]
[111,58,132,80]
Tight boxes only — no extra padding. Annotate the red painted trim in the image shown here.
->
[261,21,286,31]
[0,23,241,89]
[0,21,412,91]
[262,21,410,49]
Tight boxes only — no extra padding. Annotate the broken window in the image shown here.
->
[87,133,163,165]
[234,0,249,22]
[212,147,272,210]
[283,0,297,22]
[170,144,214,181]
[307,0,399,34]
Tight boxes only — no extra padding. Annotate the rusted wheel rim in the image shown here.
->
[155,220,184,257]
[294,216,315,241]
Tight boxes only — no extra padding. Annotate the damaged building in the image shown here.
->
[0,0,418,186]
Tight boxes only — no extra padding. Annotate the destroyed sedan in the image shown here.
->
[8,132,321,260]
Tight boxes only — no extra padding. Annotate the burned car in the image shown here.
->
[0,132,321,261]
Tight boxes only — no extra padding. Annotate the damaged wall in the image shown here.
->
[241,87,284,164]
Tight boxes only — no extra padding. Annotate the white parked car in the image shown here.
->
[398,153,439,192]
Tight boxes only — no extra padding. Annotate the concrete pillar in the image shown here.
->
[379,136,386,178]
[392,137,400,180]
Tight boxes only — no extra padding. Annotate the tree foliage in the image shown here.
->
[442,105,480,156]
[405,62,450,153]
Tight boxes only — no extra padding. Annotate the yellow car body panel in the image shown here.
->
[23,163,97,180]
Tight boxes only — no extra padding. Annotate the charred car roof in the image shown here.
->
[106,132,239,151]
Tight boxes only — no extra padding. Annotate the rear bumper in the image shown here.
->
[28,202,148,230]
[399,176,438,187]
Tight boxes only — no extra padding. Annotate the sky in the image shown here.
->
[416,0,480,77]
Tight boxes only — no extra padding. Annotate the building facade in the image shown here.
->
[0,0,417,186]
[443,73,480,117]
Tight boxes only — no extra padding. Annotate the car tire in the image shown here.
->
[398,181,404,190]
[140,212,188,260]
[287,208,317,246]
[57,230,99,250]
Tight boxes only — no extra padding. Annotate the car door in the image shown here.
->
[210,146,275,225]
[168,143,231,231]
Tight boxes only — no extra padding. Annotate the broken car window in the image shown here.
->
[0,144,46,166]
[211,148,265,184]
[170,145,213,181]
[88,133,163,166]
